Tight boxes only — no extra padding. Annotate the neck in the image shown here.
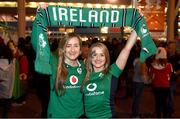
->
[93,67,105,72]
[65,58,78,67]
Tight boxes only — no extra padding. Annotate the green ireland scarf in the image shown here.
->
[31,6,157,75]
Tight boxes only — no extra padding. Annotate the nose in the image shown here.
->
[70,46,75,52]
[96,55,101,60]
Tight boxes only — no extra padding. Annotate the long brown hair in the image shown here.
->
[54,33,82,96]
[81,42,110,92]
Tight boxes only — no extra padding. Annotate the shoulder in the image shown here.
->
[166,63,173,71]
[166,63,172,67]
[109,63,123,78]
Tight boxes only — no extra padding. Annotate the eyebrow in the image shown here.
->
[66,43,80,45]
[91,51,96,55]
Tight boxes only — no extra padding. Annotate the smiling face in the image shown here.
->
[86,42,110,73]
[91,46,106,72]
[64,37,81,63]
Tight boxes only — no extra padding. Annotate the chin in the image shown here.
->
[70,57,78,60]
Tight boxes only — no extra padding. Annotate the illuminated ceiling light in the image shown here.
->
[127,5,132,8]
[0,2,17,7]
[158,37,166,41]
[165,7,167,13]
[49,2,56,6]
[124,27,133,33]
[27,2,37,8]
[38,2,46,5]
[107,0,118,3]
[101,27,108,34]
[66,28,74,33]
[37,2,48,8]
[112,5,118,8]
[5,2,13,5]
[103,4,110,8]
[138,5,144,8]
[81,37,88,41]
[67,3,73,6]
[30,16,35,21]
[102,38,106,41]
[95,4,101,8]
[57,2,65,6]
[86,3,93,8]
[76,3,83,7]
[59,28,65,32]
[119,5,126,8]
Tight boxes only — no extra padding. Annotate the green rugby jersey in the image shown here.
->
[48,53,86,118]
[83,63,122,118]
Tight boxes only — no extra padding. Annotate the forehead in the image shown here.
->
[67,37,80,44]
[92,47,104,53]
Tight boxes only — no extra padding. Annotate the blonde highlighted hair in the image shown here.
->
[81,42,110,91]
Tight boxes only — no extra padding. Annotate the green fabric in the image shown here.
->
[49,52,58,90]
[110,63,123,78]
[12,60,22,99]
[48,57,87,118]
[31,8,52,75]
[47,6,157,62]
[84,63,122,118]
[31,6,157,73]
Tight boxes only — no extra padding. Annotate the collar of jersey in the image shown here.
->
[65,60,81,68]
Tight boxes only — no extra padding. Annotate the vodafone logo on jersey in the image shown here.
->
[85,83,104,96]
[70,75,78,85]
[86,83,97,92]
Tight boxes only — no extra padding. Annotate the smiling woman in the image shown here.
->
[81,30,138,118]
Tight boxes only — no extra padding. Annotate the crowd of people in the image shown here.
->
[0,30,180,118]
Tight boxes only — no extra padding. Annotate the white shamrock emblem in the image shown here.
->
[39,33,47,48]
[141,24,148,34]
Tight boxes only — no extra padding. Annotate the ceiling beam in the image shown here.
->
[0,0,131,5]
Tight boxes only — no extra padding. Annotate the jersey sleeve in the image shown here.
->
[31,7,52,75]
[109,63,123,78]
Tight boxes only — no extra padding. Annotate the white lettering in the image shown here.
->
[79,9,86,22]
[59,8,68,21]
[111,10,119,23]
[64,85,80,89]
[100,10,109,23]
[52,7,57,21]
[85,91,104,96]
[89,10,98,22]
[70,9,77,22]
[53,7,121,25]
